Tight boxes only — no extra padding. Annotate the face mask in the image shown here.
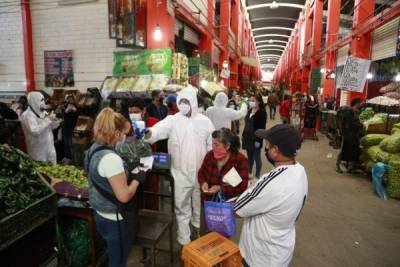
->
[129,113,142,121]
[178,103,191,115]
[249,101,256,108]
[213,146,228,160]
[265,148,276,166]
[198,107,204,113]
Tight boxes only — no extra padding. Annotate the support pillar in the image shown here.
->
[21,0,35,92]
[322,0,341,99]
[146,0,175,49]
[311,0,323,68]
[349,0,375,102]
[231,0,239,88]
[199,0,214,67]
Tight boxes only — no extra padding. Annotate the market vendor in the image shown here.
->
[85,108,146,267]
[147,90,168,121]
[20,91,61,164]
[62,94,79,161]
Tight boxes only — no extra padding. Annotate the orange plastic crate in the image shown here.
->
[182,232,242,267]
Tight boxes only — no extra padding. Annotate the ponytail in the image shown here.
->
[94,108,129,145]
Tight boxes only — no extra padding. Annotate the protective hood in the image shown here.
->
[27,91,45,118]
[214,92,228,108]
[176,86,198,116]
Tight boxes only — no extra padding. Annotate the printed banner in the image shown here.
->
[338,56,371,92]
[44,50,74,87]
[113,49,172,76]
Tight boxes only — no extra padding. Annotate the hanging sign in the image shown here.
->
[113,49,172,76]
[44,50,74,87]
[220,69,230,79]
[338,56,371,92]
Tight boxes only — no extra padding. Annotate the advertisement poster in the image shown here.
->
[44,50,74,87]
[113,49,172,76]
[338,56,371,92]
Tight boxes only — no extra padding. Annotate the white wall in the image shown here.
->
[0,7,26,92]
[31,0,128,92]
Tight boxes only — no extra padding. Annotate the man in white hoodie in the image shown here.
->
[206,92,247,130]
[145,86,215,245]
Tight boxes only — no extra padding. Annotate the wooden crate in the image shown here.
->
[182,232,242,267]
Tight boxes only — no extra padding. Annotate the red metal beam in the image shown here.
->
[20,0,35,92]
[315,1,400,60]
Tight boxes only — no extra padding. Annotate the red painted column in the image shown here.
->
[21,0,35,92]
[301,9,313,93]
[219,0,231,86]
[349,0,375,102]
[199,0,214,67]
[231,0,239,88]
[147,0,175,49]
[311,0,323,68]
[322,0,341,99]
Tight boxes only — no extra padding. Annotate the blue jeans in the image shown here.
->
[94,212,131,267]
[246,146,262,178]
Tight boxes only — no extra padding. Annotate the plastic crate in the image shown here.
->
[182,232,242,267]
[0,175,57,251]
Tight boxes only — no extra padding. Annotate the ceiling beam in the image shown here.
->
[247,3,305,11]
[258,48,285,53]
[256,44,287,49]
[254,34,291,39]
[252,27,294,32]
[251,17,298,23]
[256,39,288,45]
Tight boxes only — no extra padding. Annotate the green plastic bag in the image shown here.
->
[63,219,90,267]
[388,156,400,199]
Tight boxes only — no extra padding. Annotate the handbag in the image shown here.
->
[204,191,236,238]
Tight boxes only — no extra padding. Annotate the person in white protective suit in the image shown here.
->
[145,86,215,245]
[206,92,247,130]
[20,92,61,164]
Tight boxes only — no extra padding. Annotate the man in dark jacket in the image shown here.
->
[336,98,363,173]
[0,102,18,145]
[147,90,168,121]
[62,94,79,160]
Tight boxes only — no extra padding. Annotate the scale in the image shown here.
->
[152,152,171,170]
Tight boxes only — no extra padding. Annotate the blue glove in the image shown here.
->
[254,141,261,149]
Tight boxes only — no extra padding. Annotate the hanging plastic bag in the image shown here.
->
[204,191,236,238]
[372,162,388,200]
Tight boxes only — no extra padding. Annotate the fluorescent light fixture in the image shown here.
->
[153,24,162,41]
[252,27,294,32]
[254,34,290,39]
[270,1,279,9]
[257,49,285,53]
[247,2,305,10]
[366,73,373,80]
[256,44,287,49]
[268,39,274,44]
[395,73,400,82]
[200,80,207,88]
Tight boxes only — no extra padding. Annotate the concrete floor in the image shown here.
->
[127,120,400,267]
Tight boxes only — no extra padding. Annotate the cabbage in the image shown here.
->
[360,134,389,147]
[367,146,391,163]
[379,133,400,153]
[359,107,375,122]
[116,139,152,170]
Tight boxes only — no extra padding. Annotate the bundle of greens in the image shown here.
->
[36,165,88,188]
[116,139,152,170]
[0,146,51,219]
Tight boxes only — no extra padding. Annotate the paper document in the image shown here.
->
[140,156,154,170]
[222,167,242,187]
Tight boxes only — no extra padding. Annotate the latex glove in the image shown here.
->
[254,141,261,149]
[131,170,147,185]
[144,129,152,140]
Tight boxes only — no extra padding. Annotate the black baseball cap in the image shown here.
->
[255,124,302,157]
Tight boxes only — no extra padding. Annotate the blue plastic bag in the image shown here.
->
[372,162,388,200]
[204,191,236,238]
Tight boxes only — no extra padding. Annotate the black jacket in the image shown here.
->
[242,108,267,149]
[147,102,168,121]
[0,102,18,144]
[63,103,79,136]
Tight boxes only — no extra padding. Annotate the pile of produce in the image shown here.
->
[36,165,88,188]
[387,154,400,198]
[116,139,152,170]
[367,96,400,106]
[379,82,400,94]
[360,134,388,147]
[132,75,152,92]
[359,107,375,122]
[116,77,137,92]
[0,146,52,220]
[363,113,388,132]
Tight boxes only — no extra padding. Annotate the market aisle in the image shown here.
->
[128,119,400,267]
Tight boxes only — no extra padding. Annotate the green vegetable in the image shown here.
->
[388,155,400,199]
[36,165,87,188]
[379,133,400,153]
[359,107,375,122]
[0,146,51,220]
[365,160,375,173]
[363,113,387,128]
[116,139,152,170]
[367,146,391,163]
[360,134,389,147]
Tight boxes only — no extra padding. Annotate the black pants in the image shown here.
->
[269,104,276,119]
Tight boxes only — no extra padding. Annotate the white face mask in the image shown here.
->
[249,101,256,108]
[178,103,191,115]
[129,113,142,121]
[198,107,204,113]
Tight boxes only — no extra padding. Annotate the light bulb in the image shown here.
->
[270,1,279,9]
[268,39,273,44]
[153,25,162,41]
[320,68,325,74]
[221,80,224,85]
[200,80,207,88]
[366,73,373,80]
[395,73,400,82]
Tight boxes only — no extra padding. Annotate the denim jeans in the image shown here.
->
[269,104,276,120]
[246,146,262,178]
[94,212,131,267]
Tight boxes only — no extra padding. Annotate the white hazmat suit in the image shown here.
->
[206,92,247,130]
[146,86,214,245]
[20,92,60,164]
